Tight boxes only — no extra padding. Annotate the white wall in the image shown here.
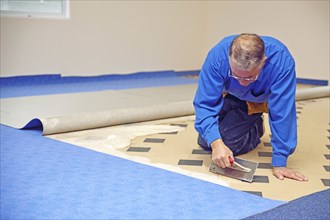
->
[1,0,329,81]
[205,1,329,81]
[0,1,207,76]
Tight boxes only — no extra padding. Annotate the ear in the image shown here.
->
[259,56,267,69]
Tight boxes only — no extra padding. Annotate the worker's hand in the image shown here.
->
[273,167,308,181]
[210,139,233,168]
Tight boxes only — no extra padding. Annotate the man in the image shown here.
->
[193,33,307,181]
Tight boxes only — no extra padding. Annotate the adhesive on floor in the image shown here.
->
[258,163,272,169]
[178,159,203,166]
[127,147,151,152]
[48,98,330,201]
[258,152,272,157]
[322,179,330,186]
[244,191,263,197]
[143,138,165,143]
[192,149,211,155]
[263,142,272,147]
[252,176,270,183]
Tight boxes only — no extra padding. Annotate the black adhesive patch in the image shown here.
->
[127,147,151,152]
[321,179,330,187]
[178,159,203,166]
[263,142,272,147]
[253,175,270,183]
[258,152,272,157]
[170,123,188,127]
[324,166,330,172]
[143,138,165,143]
[192,149,211,155]
[324,154,330,160]
[243,191,263,197]
[159,131,178,135]
[258,163,272,169]
[327,145,330,150]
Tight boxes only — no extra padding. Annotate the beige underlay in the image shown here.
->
[48,97,330,202]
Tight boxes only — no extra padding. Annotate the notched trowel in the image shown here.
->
[209,157,258,182]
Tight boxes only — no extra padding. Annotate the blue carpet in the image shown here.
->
[0,71,198,98]
[1,71,328,99]
[244,189,330,220]
[0,125,284,219]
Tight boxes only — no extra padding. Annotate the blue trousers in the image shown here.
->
[197,94,263,156]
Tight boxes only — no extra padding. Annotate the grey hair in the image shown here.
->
[229,33,266,71]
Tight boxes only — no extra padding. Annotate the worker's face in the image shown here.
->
[229,65,260,86]
[229,59,266,86]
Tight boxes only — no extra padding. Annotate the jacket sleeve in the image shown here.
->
[268,59,297,167]
[193,52,226,146]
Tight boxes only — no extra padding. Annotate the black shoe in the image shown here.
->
[257,115,265,138]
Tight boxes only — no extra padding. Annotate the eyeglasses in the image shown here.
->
[228,68,259,82]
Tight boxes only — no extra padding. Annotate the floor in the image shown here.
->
[1,72,329,218]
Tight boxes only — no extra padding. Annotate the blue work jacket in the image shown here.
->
[193,35,297,167]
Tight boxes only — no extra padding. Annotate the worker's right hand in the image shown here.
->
[210,139,233,168]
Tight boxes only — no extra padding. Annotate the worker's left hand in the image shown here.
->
[273,167,308,181]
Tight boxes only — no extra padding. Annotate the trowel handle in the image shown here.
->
[228,156,234,164]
